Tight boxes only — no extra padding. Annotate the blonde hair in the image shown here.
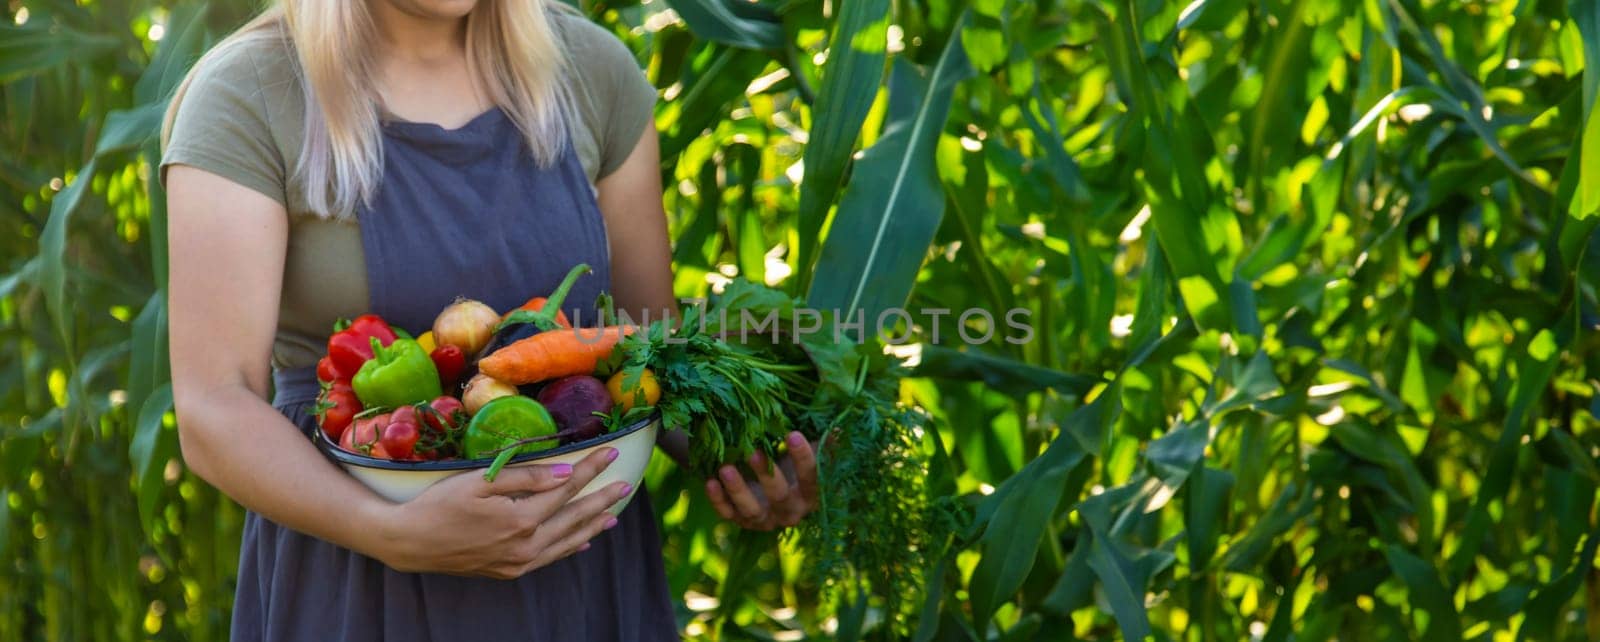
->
[162,0,574,218]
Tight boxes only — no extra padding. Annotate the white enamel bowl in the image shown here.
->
[314,413,658,515]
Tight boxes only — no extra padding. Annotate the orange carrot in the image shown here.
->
[478,326,634,385]
[501,297,571,328]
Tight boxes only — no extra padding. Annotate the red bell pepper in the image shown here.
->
[327,314,398,376]
[429,344,467,391]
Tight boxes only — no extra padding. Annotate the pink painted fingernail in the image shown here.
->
[604,516,619,529]
[605,448,619,462]
[788,432,806,448]
[550,464,573,479]
[720,466,739,482]
[578,542,592,551]
[616,482,633,496]
[749,452,765,467]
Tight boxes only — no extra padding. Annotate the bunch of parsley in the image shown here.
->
[612,279,963,628]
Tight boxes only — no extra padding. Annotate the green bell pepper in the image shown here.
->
[352,337,442,409]
[465,396,559,481]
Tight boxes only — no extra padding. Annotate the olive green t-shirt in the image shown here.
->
[161,10,656,370]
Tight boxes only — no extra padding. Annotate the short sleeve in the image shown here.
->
[161,40,287,207]
[559,14,658,180]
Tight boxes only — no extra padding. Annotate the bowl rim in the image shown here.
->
[314,410,661,471]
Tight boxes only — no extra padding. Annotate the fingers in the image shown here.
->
[498,481,631,578]
[484,446,617,501]
[541,480,632,536]
[786,432,821,508]
[479,462,574,498]
[558,447,620,500]
[519,481,630,573]
[521,447,619,516]
[534,511,619,571]
[749,451,792,507]
[718,465,771,528]
[705,479,738,521]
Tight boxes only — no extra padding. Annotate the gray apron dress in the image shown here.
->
[241,108,678,641]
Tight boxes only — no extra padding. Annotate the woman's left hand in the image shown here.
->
[705,431,820,531]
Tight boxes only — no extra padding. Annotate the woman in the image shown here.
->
[162,1,819,639]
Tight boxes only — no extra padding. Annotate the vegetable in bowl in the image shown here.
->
[312,408,661,514]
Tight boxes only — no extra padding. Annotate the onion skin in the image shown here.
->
[432,299,499,356]
[462,374,518,416]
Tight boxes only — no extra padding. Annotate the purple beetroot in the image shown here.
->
[536,375,612,443]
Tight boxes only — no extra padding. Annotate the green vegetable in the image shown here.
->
[464,396,559,481]
[613,278,962,627]
[352,337,443,409]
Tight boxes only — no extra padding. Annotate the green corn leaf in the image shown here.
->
[1185,466,1233,573]
[966,439,1085,633]
[1571,95,1600,218]
[0,23,121,83]
[967,393,1106,631]
[130,384,174,537]
[1222,482,1316,572]
[125,291,169,432]
[996,615,1042,642]
[38,158,97,355]
[134,3,209,104]
[1078,487,1156,641]
[659,46,771,162]
[731,144,765,284]
[808,13,973,322]
[1448,302,1576,579]
[912,344,1100,398]
[1516,532,1600,641]
[664,0,784,50]
[1204,351,1282,418]
[1242,0,1312,185]
[0,256,39,301]
[795,0,890,286]
[0,484,8,561]
[94,104,163,157]
[911,550,950,642]
[1384,546,1462,642]
[1573,0,1600,111]
[1261,566,1303,642]
[1039,541,1094,616]
[145,144,170,290]
[1144,418,1209,485]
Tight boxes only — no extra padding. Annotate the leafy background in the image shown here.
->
[4,0,1600,639]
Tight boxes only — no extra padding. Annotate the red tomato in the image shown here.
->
[316,389,362,442]
[316,356,346,384]
[421,396,465,433]
[390,406,419,430]
[381,420,421,460]
[347,412,390,456]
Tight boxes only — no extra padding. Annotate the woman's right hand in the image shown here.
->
[364,447,630,579]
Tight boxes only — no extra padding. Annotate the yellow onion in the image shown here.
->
[462,374,518,415]
[433,298,499,355]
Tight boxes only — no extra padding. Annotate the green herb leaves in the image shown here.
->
[616,279,960,631]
